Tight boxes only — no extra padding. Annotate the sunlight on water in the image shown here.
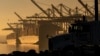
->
[0,44,39,54]
[0,36,39,54]
[7,36,39,44]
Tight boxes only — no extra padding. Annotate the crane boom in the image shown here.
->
[14,12,24,21]
[78,0,94,16]
[31,0,50,17]
[51,4,63,17]
[61,4,72,16]
[7,23,16,31]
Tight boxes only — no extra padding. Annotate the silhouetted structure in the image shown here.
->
[49,0,99,51]
[3,0,98,52]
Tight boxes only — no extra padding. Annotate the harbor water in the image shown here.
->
[0,44,39,54]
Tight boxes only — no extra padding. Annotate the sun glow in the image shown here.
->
[7,36,39,45]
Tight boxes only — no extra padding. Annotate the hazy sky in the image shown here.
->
[0,0,94,42]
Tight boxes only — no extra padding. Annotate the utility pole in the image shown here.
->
[95,0,98,21]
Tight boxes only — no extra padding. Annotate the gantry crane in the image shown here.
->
[4,23,21,51]
[14,12,37,35]
[3,0,96,51]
